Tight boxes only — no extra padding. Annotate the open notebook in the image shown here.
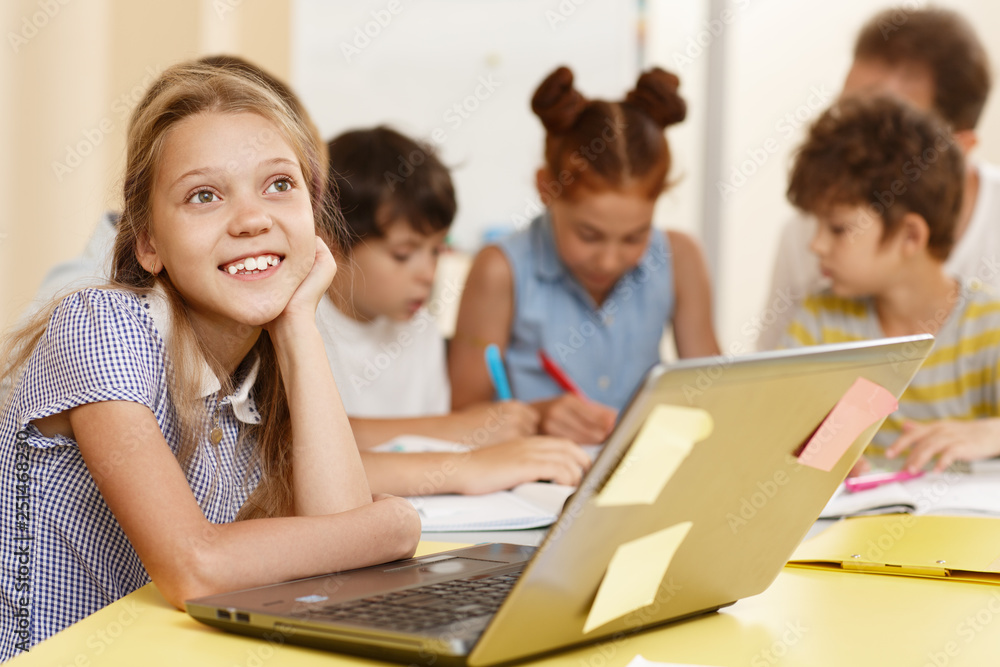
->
[373,435,600,531]
[820,468,1000,518]
[411,481,577,531]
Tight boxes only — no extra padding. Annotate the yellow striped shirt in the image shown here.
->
[782,282,1000,450]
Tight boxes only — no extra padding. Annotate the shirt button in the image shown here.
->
[603,314,614,326]
[598,376,610,390]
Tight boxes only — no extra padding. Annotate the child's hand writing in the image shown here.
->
[886,418,1000,472]
[453,400,540,447]
[453,436,592,495]
[533,394,617,444]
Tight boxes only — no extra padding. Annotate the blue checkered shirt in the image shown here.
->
[0,288,262,659]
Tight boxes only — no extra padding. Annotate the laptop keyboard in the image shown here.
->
[292,571,522,633]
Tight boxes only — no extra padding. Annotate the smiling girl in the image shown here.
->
[450,66,720,443]
[0,61,419,656]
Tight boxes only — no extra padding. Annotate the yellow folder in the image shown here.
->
[788,515,1000,584]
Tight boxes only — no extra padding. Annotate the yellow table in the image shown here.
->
[10,542,1000,667]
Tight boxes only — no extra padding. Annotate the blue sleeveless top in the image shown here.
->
[495,213,674,410]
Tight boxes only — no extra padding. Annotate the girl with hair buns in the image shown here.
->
[0,60,420,656]
[450,66,720,444]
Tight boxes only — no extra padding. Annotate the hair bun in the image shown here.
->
[531,66,589,134]
[626,68,686,128]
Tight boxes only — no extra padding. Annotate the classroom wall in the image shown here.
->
[0,0,291,330]
[4,0,1000,354]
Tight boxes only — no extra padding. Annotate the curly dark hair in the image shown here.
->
[787,95,965,261]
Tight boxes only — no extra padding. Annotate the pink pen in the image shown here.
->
[844,469,925,493]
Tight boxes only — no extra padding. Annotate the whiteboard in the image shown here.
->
[291,0,640,251]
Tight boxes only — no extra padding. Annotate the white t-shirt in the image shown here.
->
[315,295,450,418]
[757,161,1000,350]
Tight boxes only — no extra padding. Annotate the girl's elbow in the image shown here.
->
[383,496,422,560]
[151,543,225,609]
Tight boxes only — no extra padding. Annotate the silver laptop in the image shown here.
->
[187,336,932,665]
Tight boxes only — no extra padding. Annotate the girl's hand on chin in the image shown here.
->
[265,236,337,333]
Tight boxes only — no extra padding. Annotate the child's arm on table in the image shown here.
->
[885,418,1000,472]
[71,401,419,610]
[350,400,540,450]
[71,238,420,609]
[667,231,720,358]
[361,436,592,496]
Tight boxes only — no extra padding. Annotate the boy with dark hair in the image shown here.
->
[761,6,998,351]
[782,95,1000,473]
[319,126,544,449]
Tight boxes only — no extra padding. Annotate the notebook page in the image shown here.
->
[919,471,1000,516]
[819,482,916,519]
[819,471,1000,518]
[410,490,558,531]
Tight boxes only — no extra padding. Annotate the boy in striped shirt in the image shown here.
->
[782,94,1000,474]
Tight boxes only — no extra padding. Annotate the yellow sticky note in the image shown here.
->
[584,521,693,633]
[596,405,712,507]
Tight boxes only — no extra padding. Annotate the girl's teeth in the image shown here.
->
[225,255,280,274]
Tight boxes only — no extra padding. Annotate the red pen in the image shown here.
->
[538,349,589,400]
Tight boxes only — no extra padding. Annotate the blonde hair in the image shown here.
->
[1,59,340,520]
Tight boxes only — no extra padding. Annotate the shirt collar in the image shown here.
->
[141,287,261,424]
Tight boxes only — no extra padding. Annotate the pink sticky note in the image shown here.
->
[797,377,898,472]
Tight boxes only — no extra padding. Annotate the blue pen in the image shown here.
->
[484,344,513,400]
